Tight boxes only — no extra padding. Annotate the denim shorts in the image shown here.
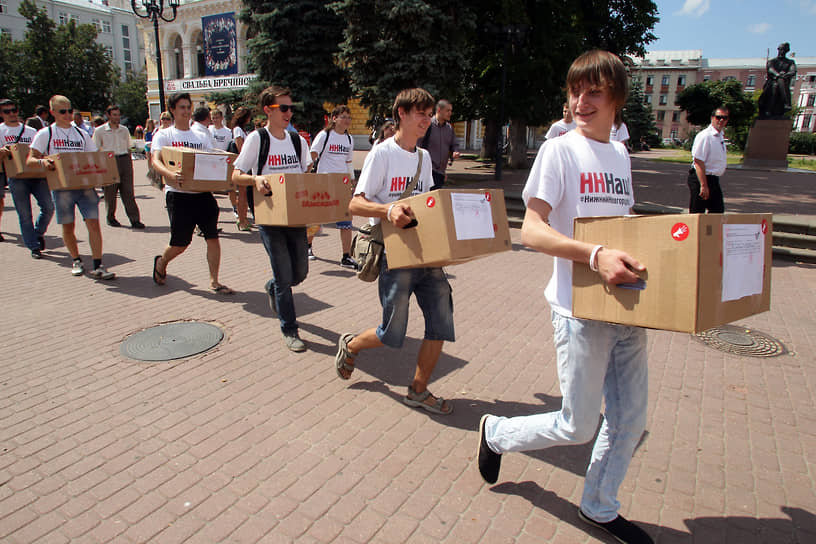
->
[52,188,100,224]
[336,220,353,229]
[376,254,455,348]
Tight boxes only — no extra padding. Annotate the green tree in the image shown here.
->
[240,0,351,134]
[623,77,659,148]
[112,70,148,131]
[8,0,117,116]
[329,0,476,124]
[676,79,756,150]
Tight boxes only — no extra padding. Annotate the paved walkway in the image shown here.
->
[1,155,815,543]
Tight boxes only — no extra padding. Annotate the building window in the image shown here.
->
[803,115,812,130]
[122,25,129,37]
[104,45,113,59]
[670,128,679,140]
[703,74,711,81]
[677,75,686,86]
[672,112,680,122]
[657,111,665,121]
[58,12,68,25]
[91,18,101,32]
[102,20,111,33]
[0,0,6,14]
[807,95,815,107]
[646,75,654,87]
[747,75,756,87]
[659,94,667,105]
[723,76,736,82]
[644,95,652,105]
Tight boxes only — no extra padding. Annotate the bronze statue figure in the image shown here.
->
[758,42,797,119]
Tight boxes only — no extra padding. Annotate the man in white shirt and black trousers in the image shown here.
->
[93,105,144,229]
[687,106,729,213]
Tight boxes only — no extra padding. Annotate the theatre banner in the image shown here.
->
[202,12,238,76]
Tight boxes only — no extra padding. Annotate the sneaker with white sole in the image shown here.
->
[307,247,316,260]
[340,255,358,269]
[283,332,306,352]
[89,266,116,280]
[71,260,84,276]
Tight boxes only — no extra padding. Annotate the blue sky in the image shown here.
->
[650,1,815,58]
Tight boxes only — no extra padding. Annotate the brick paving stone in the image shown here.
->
[2,157,816,543]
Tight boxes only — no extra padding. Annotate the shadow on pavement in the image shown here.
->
[491,481,815,543]
[239,290,332,320]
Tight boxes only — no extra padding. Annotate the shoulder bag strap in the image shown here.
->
[399,148,423,199]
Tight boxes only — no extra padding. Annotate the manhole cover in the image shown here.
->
[693,325,786,357]
[121,322,224,362]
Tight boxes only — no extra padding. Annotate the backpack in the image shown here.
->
[46,125,86,154]
[253,129,301,175]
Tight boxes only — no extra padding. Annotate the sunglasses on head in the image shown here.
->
[2,108,18,114]
[714,115,728,121]
[57,108,74,115]
[269,104,296,113]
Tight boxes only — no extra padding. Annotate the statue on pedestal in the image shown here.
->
[758,42,797,120]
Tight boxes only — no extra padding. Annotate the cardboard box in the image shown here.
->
[572,213,772,333]
[160,147,236,192]
[381,189,512,269]
[2,143,48,179]
[46,151,119,190]
[252,173,353,226]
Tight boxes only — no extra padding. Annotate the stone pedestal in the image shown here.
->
[743,119,792,169]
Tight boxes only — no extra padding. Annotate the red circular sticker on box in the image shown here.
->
[761,219,768,234]
[493,223,498,232]
[279,175,285,184]
[343,176,349,184]
[485,192,492,202]
[426,196,436,208]
[671,222,690,241]
[107,152,114,158]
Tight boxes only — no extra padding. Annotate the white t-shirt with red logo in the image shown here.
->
[545,119,576,140]
[0,123,37,147]
[30,123,97,155]
[151,125,212,194]
[232,127,311,176]
[354,137,433,226]
[522,130,634,316]
[209,125,232,151]
[310,129,353,174]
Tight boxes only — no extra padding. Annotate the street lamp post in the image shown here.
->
[132,0,180,114]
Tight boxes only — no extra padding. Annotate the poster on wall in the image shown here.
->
[202,12,238,76]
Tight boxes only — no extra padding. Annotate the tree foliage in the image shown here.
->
[329,0,476,123]
[240,1,351,134]
[623,77,659,147]
[3,0,117,116]
[112,70,148,130]
[676,79,756,150]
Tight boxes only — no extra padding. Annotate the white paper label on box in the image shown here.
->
[722,224,764,302]
[450,193,495,240]
[193,154,229,181]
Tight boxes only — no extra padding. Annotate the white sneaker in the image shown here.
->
[71,260,84,276]
[308,247,316,260]
[90,266,116,280]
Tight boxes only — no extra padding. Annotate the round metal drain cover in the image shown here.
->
[693,325,786,357]
[121,322,224,362]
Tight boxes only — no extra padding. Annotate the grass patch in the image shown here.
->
[787,156,816,172]
[648,150,744,165]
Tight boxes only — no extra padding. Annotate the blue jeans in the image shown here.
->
[376,254,455,348]
[8,177,55,250]
[485,312,648,522]
[258,225,309,334]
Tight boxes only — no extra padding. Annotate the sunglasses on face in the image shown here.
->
[714,115,729,121]
[2,108,18,114]
[57,108,74,115]
[269,104,296,113]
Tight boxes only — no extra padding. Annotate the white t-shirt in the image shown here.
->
[209,125,232,151]
[310,129,353,174]
[522,130,634,316]
[691,124,727,176]
[610,122,630,143]
[30,123,97,154]
[354,138,433,226]
[233,127,311,176]
[545,120,576,140]
[232,126,247,143]
[0,123,37,146]
[191,122,214,149]
[151,125,212,194]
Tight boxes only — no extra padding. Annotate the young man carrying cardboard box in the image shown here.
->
[232,85,312,352]
[334,88,455,416]
[26,95,115,279]
[150,92,233,295]
[1,98,54,255]
[476,51,654,544]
